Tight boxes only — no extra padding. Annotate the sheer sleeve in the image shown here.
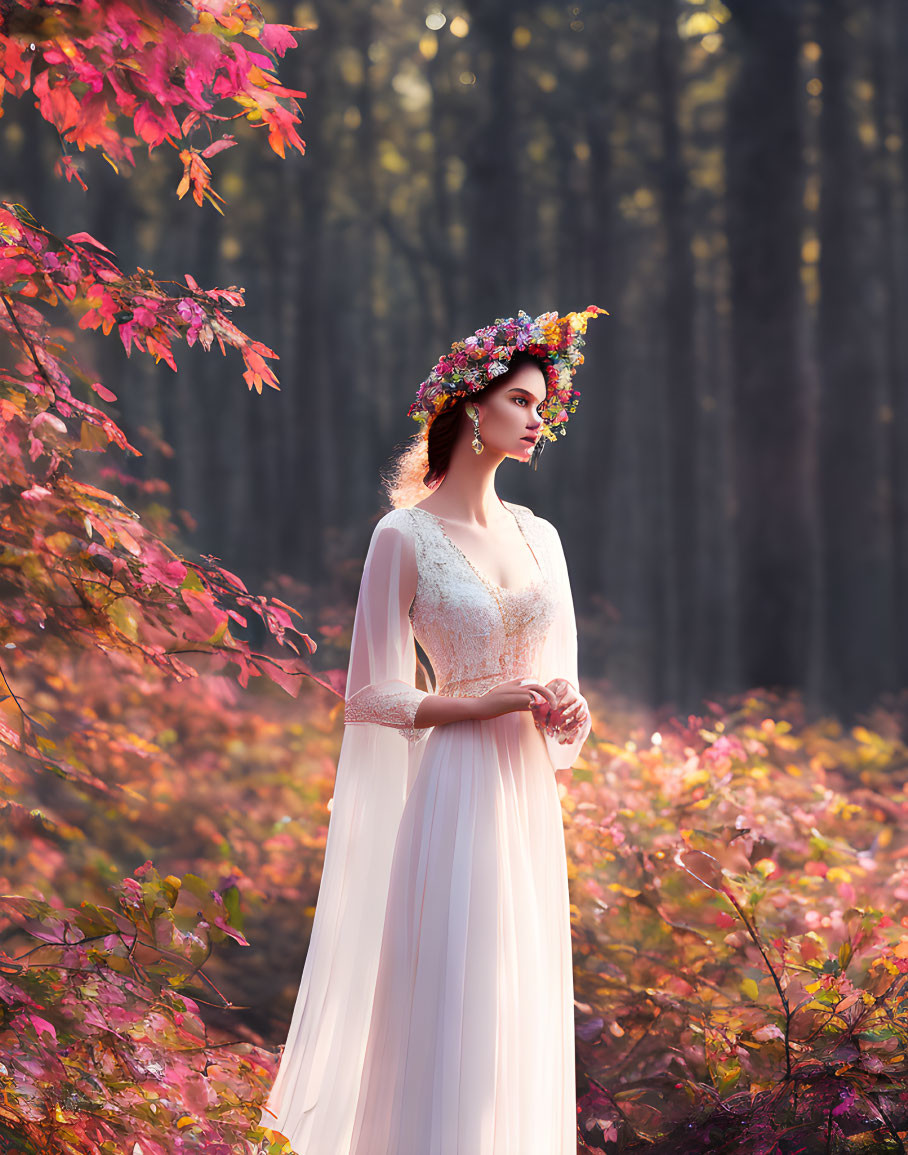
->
[343,513,431,743]
[535,518,592,770]
[259,509,432,1146]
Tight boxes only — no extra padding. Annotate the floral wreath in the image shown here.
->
[407,305,607,442]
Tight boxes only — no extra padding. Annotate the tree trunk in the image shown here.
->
[723,0,810,699]
[654,0,699,712]
[816,0,893,719]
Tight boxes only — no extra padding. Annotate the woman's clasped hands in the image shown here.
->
[474,676,589,743]
[530,676,589,743]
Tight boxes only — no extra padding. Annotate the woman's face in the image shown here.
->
[471,360,546,462]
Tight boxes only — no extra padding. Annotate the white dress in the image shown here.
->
[260,500,592,1155]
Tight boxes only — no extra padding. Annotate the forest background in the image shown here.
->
[3,0,908,1153]
[6,0,908,721]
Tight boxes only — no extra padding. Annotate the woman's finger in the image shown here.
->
[546,679,570,706]
[519,680,558,709]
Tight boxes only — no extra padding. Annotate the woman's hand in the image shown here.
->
[472,677,559,721]
[530,677,589,741]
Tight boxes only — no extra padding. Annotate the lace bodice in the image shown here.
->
[343,499,589,769]
[404,503,558,699]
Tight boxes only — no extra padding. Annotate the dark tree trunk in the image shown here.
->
[289,3,340,576]
[881,0,908,691]
[654,0,699,713]
[723,0,810,698]
[816,0,893,719]
[460,0,519,320]
[571,15,623,664]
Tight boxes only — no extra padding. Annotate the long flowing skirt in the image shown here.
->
[348,710,575,1155]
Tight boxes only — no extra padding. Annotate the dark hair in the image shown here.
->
[423,350,547,488]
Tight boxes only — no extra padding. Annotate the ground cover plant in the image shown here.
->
[4,668,908,1153]
[570,687,908,1153]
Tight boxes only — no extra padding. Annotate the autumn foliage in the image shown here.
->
[0,6,323,757]
[0,3,318,1151]
[1,864,274,1154]
[570,688,908,1152]
[0,0,307,206]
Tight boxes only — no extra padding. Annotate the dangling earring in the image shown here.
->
[465,403,483,454]
[531,424,548,471]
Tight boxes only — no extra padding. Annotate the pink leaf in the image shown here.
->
[200,137,237,159]
[21,485,53,502]
[67,231,116,255]
[258,23,306,56]
[91,381,118,403]
[28,1014,57,1041]
[213,915,249,946]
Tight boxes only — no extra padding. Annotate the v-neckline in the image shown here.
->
[410,500,544,595]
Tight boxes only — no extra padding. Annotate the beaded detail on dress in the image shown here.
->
[404,502,558,700]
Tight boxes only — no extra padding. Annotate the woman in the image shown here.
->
[260,306,606,1154]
